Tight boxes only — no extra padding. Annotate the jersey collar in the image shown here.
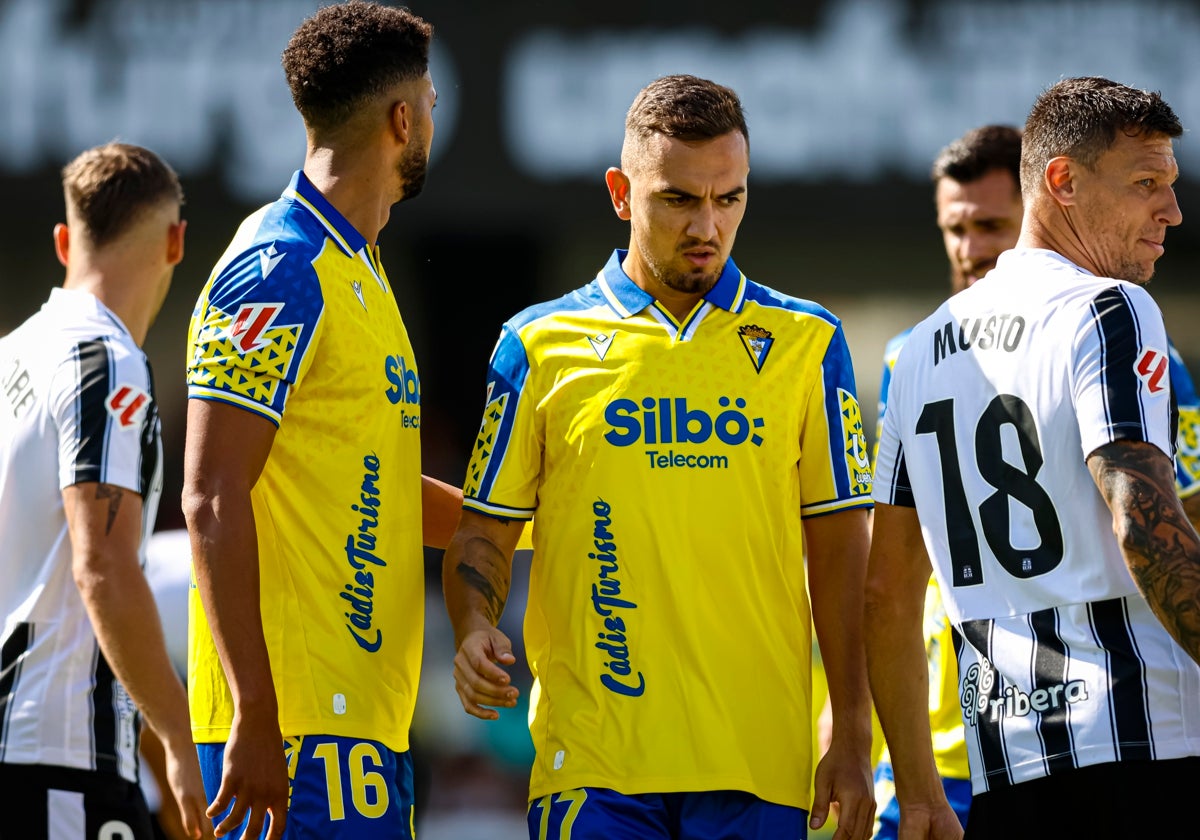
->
[284,170,369,259]
[596,249,748,318]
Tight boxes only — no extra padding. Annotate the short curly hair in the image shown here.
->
[282,1,433,134]
[62,143,183,248]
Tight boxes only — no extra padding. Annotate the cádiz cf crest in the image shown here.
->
[738,324,774,373]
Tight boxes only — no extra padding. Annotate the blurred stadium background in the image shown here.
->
[4,0,1200,836]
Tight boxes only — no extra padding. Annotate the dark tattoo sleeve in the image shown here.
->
[1089,441,1200,663]
[93,484,124,536]
[455,535,511,626]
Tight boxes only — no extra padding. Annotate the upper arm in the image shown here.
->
[864,502,932,611]
[62,482,145,581]
[1087,439,1180,523]
[182,398,277,503]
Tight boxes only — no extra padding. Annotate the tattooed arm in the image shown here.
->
[64,482,209,839]
[1088,440,1200,665]
[442,509,525,720]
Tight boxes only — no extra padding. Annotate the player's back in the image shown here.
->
[880,248,1167,621]
[875,247,1200,792]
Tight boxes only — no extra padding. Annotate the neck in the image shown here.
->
[63,264,156,346]
[1017,203,1100,276]
[303,145,393,247]
[620,251,708,323]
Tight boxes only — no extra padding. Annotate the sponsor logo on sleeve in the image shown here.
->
[229,303,284,353]
[105,385,150,429]
[839,388,872,493]
[1135,348,1168,395]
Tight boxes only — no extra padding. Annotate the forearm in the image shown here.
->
[864,588,944,799]
[807,511,873,746]
[184,491,277,718]
[1090,442,1200,662]
[75,555,192,750]
[422,474,463,550]
[442,515,517,647]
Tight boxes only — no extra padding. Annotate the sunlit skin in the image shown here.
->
[605,131,749,322]
[936,167,1022,293]
[397,71,436,203]
[1026,130,1182,286]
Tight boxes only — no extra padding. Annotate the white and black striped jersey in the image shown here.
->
[0,288,162,783]
[874,248,1200,794]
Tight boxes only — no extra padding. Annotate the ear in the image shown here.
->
[1044,157,1076,206]
[389,99,411,146]
[166,219,187,267]
[53,223,70,268]
[605,167,632,221]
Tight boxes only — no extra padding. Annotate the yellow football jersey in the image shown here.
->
[186,171,424,751]
[463,251,873,809]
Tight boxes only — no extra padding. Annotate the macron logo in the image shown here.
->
[259,244,286,279]
[105,385,149,429]
[1136,348,1168,395]
[230,303,284,353]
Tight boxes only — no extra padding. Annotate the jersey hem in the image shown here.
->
[528,773,810,811]
[193,720,410,753]
[187,388,282,426]
[801,496,874,518]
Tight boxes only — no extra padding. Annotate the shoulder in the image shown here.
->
[741,279,842,328]
[505,281,612,334]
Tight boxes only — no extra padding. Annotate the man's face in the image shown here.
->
[398,72,436,203]
[936,168,1023,294]
[1068,130,1182,285]
[621,131,749,298]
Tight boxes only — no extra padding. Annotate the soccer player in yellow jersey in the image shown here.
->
[182,4,459,839]
[444,75,876,840]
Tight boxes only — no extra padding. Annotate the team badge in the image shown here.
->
[1135,348,1168,395]
[105,384,150,429]
[588,332,614,361]
[229,303,284,353]
[738,324,773,373]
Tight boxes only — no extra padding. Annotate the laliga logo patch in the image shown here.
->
[1135,348,1168,395]
[229,303,284,353]
[738,324,773,373]
[105,385,150,429]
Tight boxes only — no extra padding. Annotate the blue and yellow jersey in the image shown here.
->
[463,250,872,809]
[1169,340,1200,498]
[185,171,424,752]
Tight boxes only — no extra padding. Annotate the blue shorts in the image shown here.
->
[527,787,808,840]
[871,761,970,840]
[197,734,414,839]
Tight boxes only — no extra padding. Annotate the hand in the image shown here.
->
[809,735,875,840]
[207,710,288,839]
[897,804,965,840]
[161,736,215,840]
[453,626,519,720]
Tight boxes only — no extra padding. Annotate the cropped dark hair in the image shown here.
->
[932,125,1022,187]
[1021,76,1182,197]
[61,143,183,248]
[281,1,433,133]
[625,75,748,146]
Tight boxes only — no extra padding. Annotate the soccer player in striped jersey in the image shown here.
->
[869,124,1024,840]
[0,144,206,839]
[867,77,1200,839]
[183,4,459,839]
[444,75,875,840]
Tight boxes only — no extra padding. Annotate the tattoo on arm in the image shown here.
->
[94,484,124,536]
[455,536,511,626]
[1090,442,1200,661]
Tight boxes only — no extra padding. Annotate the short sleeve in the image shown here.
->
[872,340,916,508]
[1169,341,1200,498]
